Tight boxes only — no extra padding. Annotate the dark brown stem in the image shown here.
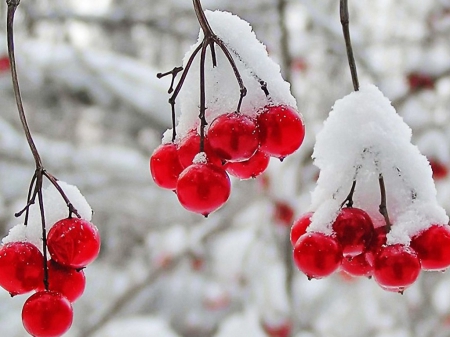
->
[44,171,81,218]
[7,3,43,168]
[7,0,81,291]
[36,176,49,290]
[340,0,359,91]
[199,41,208,153]
[378,174,391,230]
[341,180,356,208]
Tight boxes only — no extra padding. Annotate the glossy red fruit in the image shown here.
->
[290,212,313,246]
[224,150,269,179]
[176,163,231,216]
[410,225,450,271]
[273,201,295,227]
[37,260,85,302]
[341,253,373,277]
[47,218,100,269]
[293,232,342,279]
[332,208,374,257]
[257,105,305,159]
[373,244,421,293]
[150,143,184,190]
[177,130,222,168]
[0,241,44,296]
[207,113,260,162]
[22,291,73,337]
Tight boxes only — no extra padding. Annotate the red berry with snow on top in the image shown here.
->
[47,218,100,269]
[410,224,450,271]
[176,163,231,216]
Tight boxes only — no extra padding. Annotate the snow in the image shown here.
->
[308,84,448,244]
[169,10,299,140]
[2,181,93,251]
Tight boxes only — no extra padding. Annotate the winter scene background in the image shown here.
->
[1,0,450,336]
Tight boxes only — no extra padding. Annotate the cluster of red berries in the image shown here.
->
[291,207,450,293]
[0,218,100,337]
[150,105,305,216]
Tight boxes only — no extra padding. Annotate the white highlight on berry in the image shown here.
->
[162,10,299,143]
[307,84,448,244]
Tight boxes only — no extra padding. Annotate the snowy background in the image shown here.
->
[1,0,450,336]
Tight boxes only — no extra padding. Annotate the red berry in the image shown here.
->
[429,159,448,180]
[177,130,222,168]
[224,150,269,179]
[341,253,373,277]
[290,212,313,246]
[47,218,100,269]
[407,72,435,90]
[176,163,231,216]
[37,260,85,302]
[373,244,421,293]
[150,143,184,190]
[0,56,9,72]
[410,225,450,271]
[0,242,44,296]
[257,105,305,159]
[273,201,295,226]
[22,291,73,337]
[262,320,292,337]
[207,113,260,162]
[293,232,342,279]
[332,208,374,257]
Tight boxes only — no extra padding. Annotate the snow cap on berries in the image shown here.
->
[174,10,298,139]
[2,181,93,251]
[308,84,448,241]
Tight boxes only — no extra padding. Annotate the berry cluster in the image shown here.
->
[0,218,100,337]
[151,105,305,217]
[291,207,450,293]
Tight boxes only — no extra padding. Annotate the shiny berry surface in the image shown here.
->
[257,105,305,159]
[341,253,373,277]
[207,113,259,162]
[150,143,184,190]
[224,150,269,179]
[37,260,86,302]
[176,163,231,216]
[410,225,450,271]
[22,291,73,337]
[47,218,101,269]
[177,130,222,168]
[373,244,421,292]
[332,207,374,257]
[293,232,342,279]
[290,212,313,246]
[0,241,44,296]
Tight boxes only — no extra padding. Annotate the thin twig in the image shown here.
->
[340,0,359,91]
[340,180,356,208]
[378,174,391,230]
